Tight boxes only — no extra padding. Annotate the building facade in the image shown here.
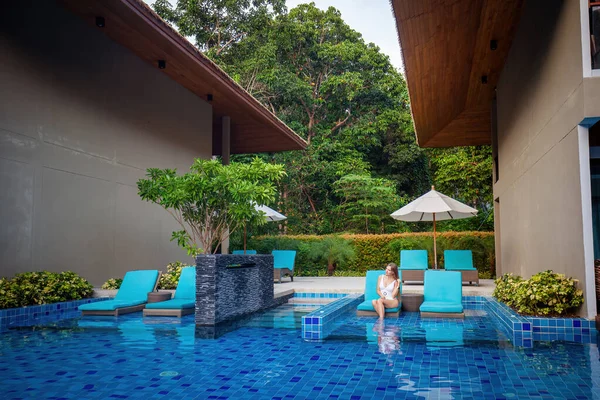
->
[392,0,599,318]
[0,0,305,285]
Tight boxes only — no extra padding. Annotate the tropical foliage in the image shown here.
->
[0,271,93,309]
[299,236,356,275]
[157,262,189,290]
[493,271,584,316]
[153,1,493,235]
[137,158,285,255]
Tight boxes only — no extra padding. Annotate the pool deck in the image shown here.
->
[273,276,495,297]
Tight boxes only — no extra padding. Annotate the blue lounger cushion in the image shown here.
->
[400,250,428,270]
[79,269,160,311]
[356,270,401,313]
[232,250,257,254]
[145,299,195,310]
[79,299,147,311]
[444,250,477,270]
[145,267,195,310]
[419,301,463,313]
[419,270,463,313]
[272,250,296,270]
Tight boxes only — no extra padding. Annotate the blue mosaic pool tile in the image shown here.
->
[293,292,348,299]
[486,297,597,347]
[0,297,110,332]
[302,294,363,341]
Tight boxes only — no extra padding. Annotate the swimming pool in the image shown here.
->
[1,300,599,399]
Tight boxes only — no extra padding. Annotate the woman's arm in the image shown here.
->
[391,280,400,299]
[376,276,383,298]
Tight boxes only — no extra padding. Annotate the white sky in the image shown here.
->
[285,0,403,71]
[144,0,403,71]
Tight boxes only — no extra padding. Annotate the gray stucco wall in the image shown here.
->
[0,1,212,284]
[495,0,596,316]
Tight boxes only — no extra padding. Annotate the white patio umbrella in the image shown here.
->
[241,204,287,253]
[390,186,478,268]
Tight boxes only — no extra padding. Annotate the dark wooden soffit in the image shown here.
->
[391,0,524,148]
[58,0,306,154]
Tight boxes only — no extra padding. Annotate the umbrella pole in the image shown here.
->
[243,223,247,254]
[433,213,437,269]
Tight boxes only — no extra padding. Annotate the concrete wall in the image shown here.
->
[0,1,212,285]
[495,0,592,311]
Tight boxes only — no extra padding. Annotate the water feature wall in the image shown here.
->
[195,254,276,326]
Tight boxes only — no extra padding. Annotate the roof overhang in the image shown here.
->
[58,0,307,154]
[391,0,524,147]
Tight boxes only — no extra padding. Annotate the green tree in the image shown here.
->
[300,236,355,276]
[219,4,429,232]
[333,174,400,233]
[153,0,286,56]
[153,2,445,234]
[426,146,494,231]
[137,158,285,255]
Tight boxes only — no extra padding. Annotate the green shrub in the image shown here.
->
[0,271,93,309]
[157,261,188,290]
[101,278,122,290]
[299,236,355,276]
[250,232,495,277]
[493,271,584,316]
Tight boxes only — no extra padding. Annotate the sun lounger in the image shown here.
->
[443,250,479,286]
[272,250,296,283]
[356,270,401,317]
[399,250,428,284]
[419,270,464,319]
[232,250,257,254]
[143,267,195,317]
[79,269,160,316]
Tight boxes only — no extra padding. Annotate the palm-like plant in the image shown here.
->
[302,236,355,276]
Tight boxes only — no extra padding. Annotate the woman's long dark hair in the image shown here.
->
[386,263,399,280]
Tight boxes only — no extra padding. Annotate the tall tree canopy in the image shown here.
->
[153,0,286,56]
[153,1,492,235]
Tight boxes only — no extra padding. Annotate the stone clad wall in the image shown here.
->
[195,254,274,326]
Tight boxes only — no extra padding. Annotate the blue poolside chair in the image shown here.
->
[444,250,479,286]
[79,270,160,316]
[356,270,401,317]
[419,270,464,319]
[143,267,196,317]
[232,250,257,255]
[399,250,428,284]
[272,250,296,283]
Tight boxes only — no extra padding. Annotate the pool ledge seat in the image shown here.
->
[419,270,464,319]
[356,270,401,317]
[79,269,160,316]
[144,266,196,317]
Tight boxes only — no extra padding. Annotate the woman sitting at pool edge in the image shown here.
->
[372,263,400,319]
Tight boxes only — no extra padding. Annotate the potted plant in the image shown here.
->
[136,157,285,256]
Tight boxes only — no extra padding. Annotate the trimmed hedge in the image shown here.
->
[249,232,495,277]
[0,271,94,309]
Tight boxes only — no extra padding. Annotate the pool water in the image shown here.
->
[1,303,599,400]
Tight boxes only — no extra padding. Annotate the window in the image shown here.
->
[590,2,600,69]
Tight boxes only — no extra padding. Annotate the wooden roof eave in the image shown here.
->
[58,0,307,154]
[391,0,524,148]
